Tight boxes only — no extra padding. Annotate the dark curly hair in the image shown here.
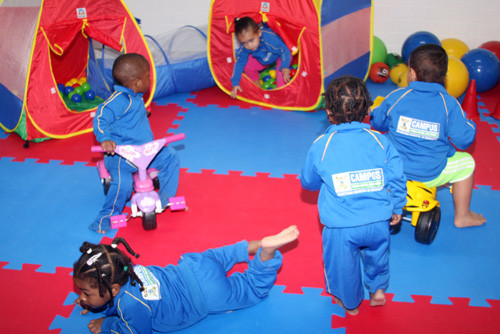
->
[73,237,144,307]
[323,75,373,124]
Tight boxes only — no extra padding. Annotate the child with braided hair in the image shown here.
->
[73,226,299,333]
[300,76,407,315]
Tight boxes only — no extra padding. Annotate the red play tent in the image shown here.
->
[208,0,372,110]
[0,0,155,141]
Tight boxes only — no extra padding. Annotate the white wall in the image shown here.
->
[125,0,500,54]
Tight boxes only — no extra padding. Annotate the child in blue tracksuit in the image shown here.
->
[73,226,299,333]
[90,53,180,233]
[371,44,486,228]
[230,16,291,98]
[301,76,407,315]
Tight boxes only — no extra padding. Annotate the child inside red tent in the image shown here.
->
[230,17,292,98]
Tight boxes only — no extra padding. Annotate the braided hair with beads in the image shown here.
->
[323,75,373,124]
[73,237,144,307]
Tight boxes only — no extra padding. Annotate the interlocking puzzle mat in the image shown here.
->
[0,80,498,333]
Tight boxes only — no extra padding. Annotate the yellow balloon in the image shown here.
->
[390,63,409,87]
[441,38,469,59]
[445,56,469,98]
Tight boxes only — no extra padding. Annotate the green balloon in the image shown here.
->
[371,36,387,65]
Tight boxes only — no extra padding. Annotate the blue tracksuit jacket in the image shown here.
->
[370,81,476,181]
[98,241,282,333]
[231,28,291,87]
[93,85,154,145]
[301,122,407,227]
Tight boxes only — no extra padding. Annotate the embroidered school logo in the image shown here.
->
[134,265,161,300]
[396,116,440,140]
[332,168,384,196]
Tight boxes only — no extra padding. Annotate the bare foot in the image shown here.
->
[333,296,359,316]
[454,211,486,228]
[369,289,386,307]
[259,225,299,261]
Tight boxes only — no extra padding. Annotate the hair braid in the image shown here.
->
[323,75,373,124]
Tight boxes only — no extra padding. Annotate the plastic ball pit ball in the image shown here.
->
[371,36,387,65]
[63,86,74,95]
[71,93,82,103]
[85,90,96,100]
[81,82,91,92]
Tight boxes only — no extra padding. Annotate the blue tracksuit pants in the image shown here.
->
[181,241,283,313]
[92,146,179,231]
[322,221,390,310]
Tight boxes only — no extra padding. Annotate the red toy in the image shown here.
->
[369,62,390,83]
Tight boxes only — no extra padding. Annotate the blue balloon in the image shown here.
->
[71,93,82,103]
[402,31,441,64]
[63,86,74,95]
[85,90,96,100]
[57,83,65,92]
[461,49,500,93]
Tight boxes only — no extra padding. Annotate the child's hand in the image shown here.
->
[101,140,116,155]
[88,317,105,334]
[282,68,291,83]
[74,296,90,315]
[390,213,402,226]
[231,86,242,99]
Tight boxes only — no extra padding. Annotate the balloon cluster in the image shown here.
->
[58,77,96,103]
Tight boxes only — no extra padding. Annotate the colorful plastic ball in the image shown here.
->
[397,70,409,88]
[72,84,80,90]
[444,56,469,98]
[85,90,96,100]
[441,38,469,59]
[402,31,441,64]
[461,48,500,93]
[68,91,76,99]
[268,69,276,79]
[479,41,500,63]
[73,86,84,96]
[78,77,87,85]
[389,63,409,87]
[261,81,271,90]
[371,36,387,65]
[57,83,65,92]
[290,68,297,77]
[386,53,403,69]
[263,75,272,82]
[71,93,82,103]
[291,63,298,69]
[69,78,79,85]
[369,62,390,83]
[63,86,74,95]
[81,82,91,92]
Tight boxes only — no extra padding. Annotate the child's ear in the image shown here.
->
[111,283,122,297]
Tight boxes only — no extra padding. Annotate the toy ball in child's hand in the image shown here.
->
[369,62,390,83]
[85,90,96,100]
[64,86,74,95]
[71,93,82,103]
[290,69,297,77]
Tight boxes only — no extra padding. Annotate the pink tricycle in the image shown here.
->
[91,134,186,230]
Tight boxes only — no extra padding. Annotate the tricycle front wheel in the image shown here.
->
[415,207,440,244]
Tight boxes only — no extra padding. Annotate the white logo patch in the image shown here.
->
[396,116,440,140]
[134,265,161,300]
[332,168,384,196]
